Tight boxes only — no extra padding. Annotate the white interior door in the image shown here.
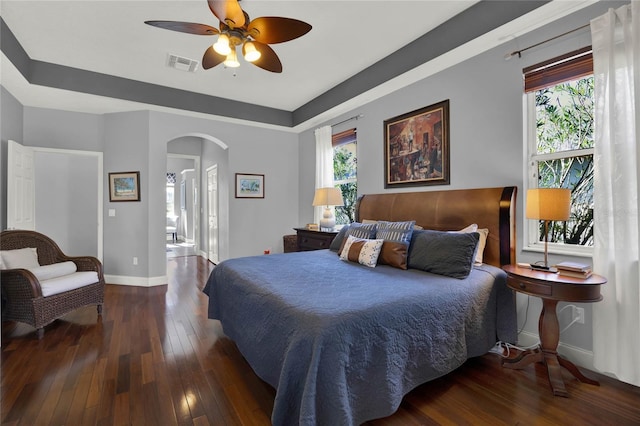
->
[7,140,35,230]
[207,165,219,264]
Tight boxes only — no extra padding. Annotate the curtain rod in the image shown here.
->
[327,114,363,128]
[505,23,590,60]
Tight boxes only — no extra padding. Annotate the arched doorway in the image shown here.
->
[166,133,229,265]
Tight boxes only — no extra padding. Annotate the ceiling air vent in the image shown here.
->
[167,54,199,73]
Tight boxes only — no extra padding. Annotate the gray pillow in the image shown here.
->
[329,225,350,252]
[408,230,479,279]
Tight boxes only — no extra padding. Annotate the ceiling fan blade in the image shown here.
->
[202,46,226,69]
[247,17,312,44]
[144,20,219,35]
[251,42,282,73]
[207,0,245,28]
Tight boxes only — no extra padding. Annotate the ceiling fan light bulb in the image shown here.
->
[213,34,231,55]
[243,41,261,62]
[224,49,240,68]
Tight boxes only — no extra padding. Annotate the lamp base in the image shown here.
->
[319,207,335,231]
[530,264,558,273]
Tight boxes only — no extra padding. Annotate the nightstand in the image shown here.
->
[294,228,338,251]
[502,264,607,397]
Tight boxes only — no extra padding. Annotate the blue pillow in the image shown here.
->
[329,225,350,252]
[408,230,479,279]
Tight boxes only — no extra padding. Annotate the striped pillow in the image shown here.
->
[375,220,415,269]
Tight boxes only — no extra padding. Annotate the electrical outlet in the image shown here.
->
[133,257,138,266]
[573,306,585,324]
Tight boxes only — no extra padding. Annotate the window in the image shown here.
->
[524,47,594,255]
[333,128,357,224]
[166,172,176,215]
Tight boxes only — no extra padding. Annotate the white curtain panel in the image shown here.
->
[314,126,334,224]
[591,1,639,387]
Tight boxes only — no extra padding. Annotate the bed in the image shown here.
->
[204,186,517,425]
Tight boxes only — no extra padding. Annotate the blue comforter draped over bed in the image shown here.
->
[204,250,516,425]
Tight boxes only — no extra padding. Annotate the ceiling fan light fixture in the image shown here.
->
[213,33,231,55]
[242,41,261,62]
[224,49,240,68]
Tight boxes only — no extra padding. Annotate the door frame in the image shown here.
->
[206,164,219,264]
[8,143,104,261]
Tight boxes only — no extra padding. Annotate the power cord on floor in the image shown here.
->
[489,301,581,358]
[488,340,540,358]
[517,295,530,335]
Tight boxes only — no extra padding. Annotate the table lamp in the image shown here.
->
[526,188,571,271]
[312,187,344,230]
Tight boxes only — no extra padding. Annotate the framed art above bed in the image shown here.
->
[384,99,450,188]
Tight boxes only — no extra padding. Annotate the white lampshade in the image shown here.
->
[223,49,240,68]
[213,34,231,55]
[312,187,344,207]
[243,41,261,62]
[526,188,571,221]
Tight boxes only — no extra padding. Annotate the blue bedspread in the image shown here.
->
[204,249,516,425]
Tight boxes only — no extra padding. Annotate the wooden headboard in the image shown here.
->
[355,186,517,267]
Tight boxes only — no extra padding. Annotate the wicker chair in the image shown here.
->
[0,230,105,339]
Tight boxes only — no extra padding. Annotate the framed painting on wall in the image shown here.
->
[384,99,450,188]
[109,171,141,202]
[235,173,265,198]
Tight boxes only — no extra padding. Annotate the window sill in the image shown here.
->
[523,243,593,259]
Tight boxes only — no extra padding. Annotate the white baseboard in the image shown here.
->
[517,330,595,371]
[104,274,167,287]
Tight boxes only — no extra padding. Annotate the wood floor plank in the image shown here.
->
[3,255,640,425]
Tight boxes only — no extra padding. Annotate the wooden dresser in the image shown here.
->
[294,228,339,251]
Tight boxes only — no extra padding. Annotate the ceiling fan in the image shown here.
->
[145,0,312,73]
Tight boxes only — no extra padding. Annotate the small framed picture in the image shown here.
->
[109,171,140,202]
[235,173,265,198]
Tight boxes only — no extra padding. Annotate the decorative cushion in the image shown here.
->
[452,224,488,265]
[0,247,39,269]
[408,230,480,279]
[375,220,415,270]
[339,235,383,268]
[40,271,100,297]
[473,228,489,264]
[28,261,78,281]
[337,222,378,255]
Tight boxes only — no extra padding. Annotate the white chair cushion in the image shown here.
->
[1,247,39,269]
[29,261,77,281]
[40,271,99,297]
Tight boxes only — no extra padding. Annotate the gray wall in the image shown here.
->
[23,106,104,152]
[34,151,99,257]
[0,86,24,230]
[148,111,299,262]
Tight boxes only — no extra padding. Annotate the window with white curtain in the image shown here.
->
[524,47,594,256]
[332,128,357,225]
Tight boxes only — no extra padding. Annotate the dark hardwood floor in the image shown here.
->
[2,255,640,425]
